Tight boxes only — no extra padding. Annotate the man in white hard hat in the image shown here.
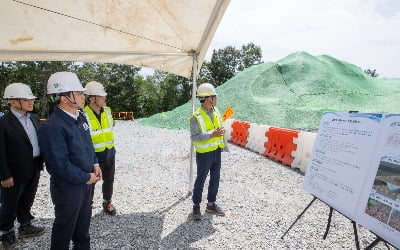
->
[190,83,228,220]
[83,81,117,216]
[38,72,102,250]
[0,83,45,249]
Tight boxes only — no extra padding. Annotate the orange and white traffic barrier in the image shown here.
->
[230,120,250,147]
[221,118,316,173]
[291,131,316,173]
[263,127,299,166]
[222,119,235,141]
[245,123,270,154]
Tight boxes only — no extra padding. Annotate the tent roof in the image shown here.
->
[0,0,230,78]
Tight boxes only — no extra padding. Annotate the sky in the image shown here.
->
[205,0,400,78]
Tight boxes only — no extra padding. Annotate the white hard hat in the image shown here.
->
[47,72,86,94]
[3,83,36,99]
[84,81,107,97]
[196,83,217,97]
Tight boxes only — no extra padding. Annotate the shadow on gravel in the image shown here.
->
[90,210,164,249]
[15,195,216,249]
[89,194,216,249]
[159,214,215,249]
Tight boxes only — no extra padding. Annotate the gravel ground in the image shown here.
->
[15,121,395,249]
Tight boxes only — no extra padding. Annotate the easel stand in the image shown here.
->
[281,196,360,250]
[365,235,392,250]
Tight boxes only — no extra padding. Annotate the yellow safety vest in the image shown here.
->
[84,106,115,152]
[192,107,225,153]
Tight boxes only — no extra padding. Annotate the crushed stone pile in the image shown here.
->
[140,51,400,130]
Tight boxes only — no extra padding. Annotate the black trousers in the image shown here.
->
[50,179,92,250]
[92,156,115,202]
[0,164,40,232]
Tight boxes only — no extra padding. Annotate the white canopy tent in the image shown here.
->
[0,0,230,193]
[0,0,230,78]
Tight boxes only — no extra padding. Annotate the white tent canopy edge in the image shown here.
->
[0,0,230,78]
[0,0,231,194]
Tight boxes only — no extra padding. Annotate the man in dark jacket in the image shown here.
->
[0,83,45,250]
[39,72,101,250]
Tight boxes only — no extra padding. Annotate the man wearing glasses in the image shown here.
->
[0,83,45,249]
[190,83,229,220]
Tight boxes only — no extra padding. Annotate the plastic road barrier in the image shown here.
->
[245,124,270,154]
[222,119,235,141]
[230,120,250,147]
[263,127,299,166]
[291,131,316,173]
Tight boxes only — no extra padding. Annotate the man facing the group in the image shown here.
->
[190,83,228,220]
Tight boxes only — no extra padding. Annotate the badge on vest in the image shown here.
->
[83,122,89,130]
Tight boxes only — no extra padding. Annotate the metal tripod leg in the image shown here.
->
[281,196,316,239]
[321,208,360,250]
[366,236,381,250]
[323,207,333,239]
[352,221,360,250]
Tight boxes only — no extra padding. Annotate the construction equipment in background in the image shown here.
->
[222,105,235,122]
[112,112,134,120]
[39,111,135,122]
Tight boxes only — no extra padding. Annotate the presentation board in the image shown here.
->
[303,112,400,248]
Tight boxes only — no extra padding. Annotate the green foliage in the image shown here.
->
[0,61,72,117]
[240,43,263,70]
[199,42,263,86]
[368,199,378,206]
[143,71,191,117]
[0,43,263,119]
[364,68,379,77]
[74,63,142,115]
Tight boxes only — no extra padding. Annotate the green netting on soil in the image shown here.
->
[139,51,400,131]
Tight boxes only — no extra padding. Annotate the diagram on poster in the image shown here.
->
[356,114,400,248]
[303,112,400,248]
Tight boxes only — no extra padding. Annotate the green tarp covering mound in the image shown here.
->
[140,51,400,131]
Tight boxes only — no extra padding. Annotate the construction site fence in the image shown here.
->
[112,112,134,120]
[223,119,316,174]
[39,111,134,123]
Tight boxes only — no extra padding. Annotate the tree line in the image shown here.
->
[0,43,263,118]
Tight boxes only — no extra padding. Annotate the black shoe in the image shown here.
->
[1,231,16,250]
[102,201,117,216]
[205,203,225,216]
[18,224,45,239]
[192,204,202,220]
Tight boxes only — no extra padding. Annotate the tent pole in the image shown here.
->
[189,54,198,196]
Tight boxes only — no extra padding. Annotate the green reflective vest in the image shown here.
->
[192,107,225,153]
[84,106,115,152]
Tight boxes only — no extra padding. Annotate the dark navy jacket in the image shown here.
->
[39,107,97,185]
